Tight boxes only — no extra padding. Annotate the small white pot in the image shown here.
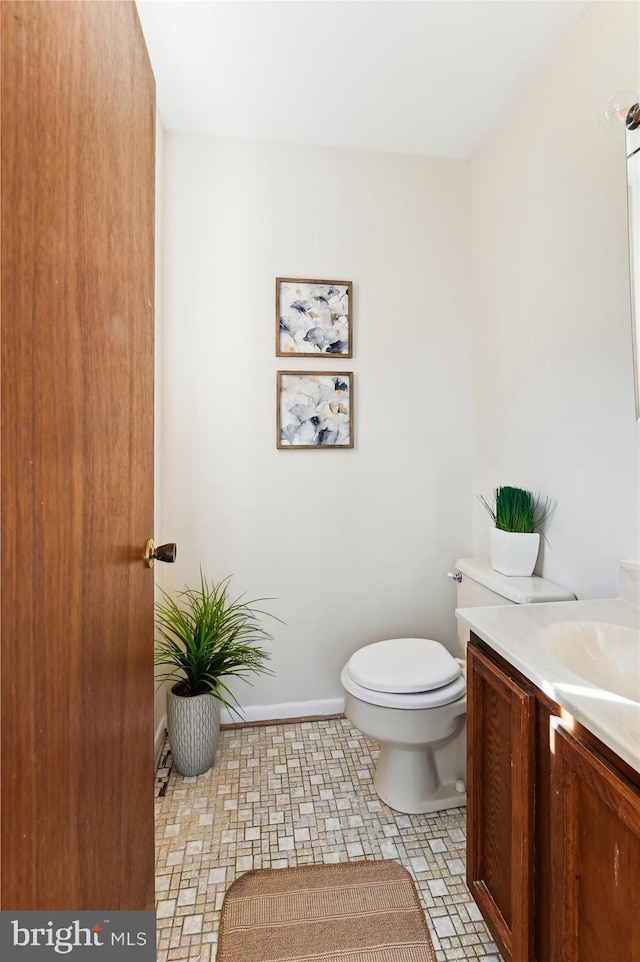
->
[489,527,540,577]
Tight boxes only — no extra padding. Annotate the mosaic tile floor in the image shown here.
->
[155,717,503,962]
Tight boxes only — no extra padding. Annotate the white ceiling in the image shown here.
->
[136,0,590,159]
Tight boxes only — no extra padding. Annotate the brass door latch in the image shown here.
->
[144,539,177,568]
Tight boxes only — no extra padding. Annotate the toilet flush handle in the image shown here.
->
[447,570,462,583]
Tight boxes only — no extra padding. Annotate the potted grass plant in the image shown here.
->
[155,572,277,776]
[479,485,555,577]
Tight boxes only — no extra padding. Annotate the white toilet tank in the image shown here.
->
[454,556,575,647]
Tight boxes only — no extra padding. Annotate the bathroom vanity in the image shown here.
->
[457,581,640,962]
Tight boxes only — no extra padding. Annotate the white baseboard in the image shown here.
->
[155,713,168,770]
[155,699,345,764]
[220,697,345,727]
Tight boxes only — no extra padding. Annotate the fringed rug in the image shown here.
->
[216,859,437,962]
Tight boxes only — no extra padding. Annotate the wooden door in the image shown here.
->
[550,724,640,962]
[1,1,156,909]
[467,640,535,962]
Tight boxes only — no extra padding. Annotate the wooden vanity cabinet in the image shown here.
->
[466,640,535,962]
[550,724,640,962]
[467,633,640,962]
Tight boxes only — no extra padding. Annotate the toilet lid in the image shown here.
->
[347,638,461,694]
[341,665,466,709]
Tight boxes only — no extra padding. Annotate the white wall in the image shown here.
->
[471,0,640,599]
[162,136,473,713]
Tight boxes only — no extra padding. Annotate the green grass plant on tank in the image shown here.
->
[479,485,555,536]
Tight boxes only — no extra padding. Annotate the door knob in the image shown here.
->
[144,539,177,568]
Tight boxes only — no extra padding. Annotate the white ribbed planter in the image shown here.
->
[489,527,540,577]
[167,684,221,777]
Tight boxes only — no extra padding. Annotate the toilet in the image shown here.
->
[341,556,574,814]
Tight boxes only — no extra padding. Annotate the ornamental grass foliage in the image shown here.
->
[479,486,556,537]
[154,572,279,716]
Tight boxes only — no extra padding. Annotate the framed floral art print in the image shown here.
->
[277,372,353,449]
[276,278,352,357]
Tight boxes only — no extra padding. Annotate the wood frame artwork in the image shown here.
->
[277,371,354,449]
[276,277,352,357]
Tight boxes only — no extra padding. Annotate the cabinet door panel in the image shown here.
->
[467,643,535,962]
[551,725,640,962]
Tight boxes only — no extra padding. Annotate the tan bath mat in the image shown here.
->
[216,859,437,961]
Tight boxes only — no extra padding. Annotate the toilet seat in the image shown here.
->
[341,666,466,709]
[341,638,466,710]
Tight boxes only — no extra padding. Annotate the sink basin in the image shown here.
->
[544,621,640,703]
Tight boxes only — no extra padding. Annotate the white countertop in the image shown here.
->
[456,597,640,774]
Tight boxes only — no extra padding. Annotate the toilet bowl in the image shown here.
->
[341,637,467,815]
[341,557,576,815]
